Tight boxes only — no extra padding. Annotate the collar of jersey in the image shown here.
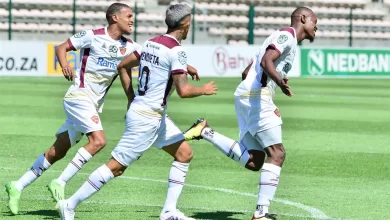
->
[289,27,298,45]
[163,34,181,45]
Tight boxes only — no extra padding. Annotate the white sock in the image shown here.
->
[201,127,250,167]
[14,154,51,192]
[56,147,92,187]
[162,161,189,212]
[254,163,281,217]
[67,164,114,210]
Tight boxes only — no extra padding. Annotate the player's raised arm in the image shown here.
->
[187,64,200,81]
[55,41,76,81]
[55,30,94,81]
[260,32,295,97]
[172,73,217,98]
[117,52,141,102]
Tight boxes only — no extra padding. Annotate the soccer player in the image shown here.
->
[56,3,217,220]
[3,3,142,215]
[184,7,318,220]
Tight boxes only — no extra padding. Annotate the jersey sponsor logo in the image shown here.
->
[146,43,160,50]
[74,31,86,38]
[108,45,118,58]
[177,51,187,65]
[97,57,118,69]
[140,52,159,65]
[277,34,288,44]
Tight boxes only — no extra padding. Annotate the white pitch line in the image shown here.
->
[0,167,330,219]
[0,195,313,219]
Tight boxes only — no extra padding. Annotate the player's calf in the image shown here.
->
[106,157,128,177]
[45,131,72,164]
[245,150,266,171]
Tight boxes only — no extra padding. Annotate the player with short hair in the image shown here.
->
[56,3,217,220]
[4,3,142,215]
[184,7,317,220]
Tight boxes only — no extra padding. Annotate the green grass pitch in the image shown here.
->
[0,77,390,220]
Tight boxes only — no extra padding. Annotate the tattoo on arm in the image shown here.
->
[175,74,188,86]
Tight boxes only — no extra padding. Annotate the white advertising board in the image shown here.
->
[185,45,301,78]
[0,41,46,76]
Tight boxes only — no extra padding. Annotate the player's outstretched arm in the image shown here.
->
[172,73,217,98]
[187,64,200,81]
[117,53,140,102]
[55,41,76,81]
[261,50,293,97]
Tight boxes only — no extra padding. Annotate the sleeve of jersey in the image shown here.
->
[132,42,142,60]
[170,47,188,75]
[266,31,295,55]
[67,30,94,51]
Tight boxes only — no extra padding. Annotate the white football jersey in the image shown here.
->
[234,27,298,98]
[63,27,141,112]
[131,34,188,112]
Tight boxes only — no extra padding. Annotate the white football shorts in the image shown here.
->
[235,95,282,151]
[111,105,184,167]
[55,99,103,146]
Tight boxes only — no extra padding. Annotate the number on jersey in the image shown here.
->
[137,66,150,96]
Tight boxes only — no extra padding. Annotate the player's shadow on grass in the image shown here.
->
[191,211,245,220]
[22,209,58,218]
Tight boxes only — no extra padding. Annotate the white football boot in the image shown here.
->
[56,200,75,220]
[160,209,196,220]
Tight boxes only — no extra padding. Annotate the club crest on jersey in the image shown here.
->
[74,31,86,38]
[178,51,187,65]
[277,34,288,44]
[109,45,118,58]
[91,115,100,124]
[274,109,281,117]
[119,46,126,55]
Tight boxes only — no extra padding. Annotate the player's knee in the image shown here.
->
[89,134,107,149]
[175,148,193,163]
[266,144,285,166]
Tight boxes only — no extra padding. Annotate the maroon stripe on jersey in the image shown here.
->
[103,74,119,98]
[171,69,187,75]
[67,39,76,51]
[266,44,281,55]
[260,72,267,87]
[161,75,173,106]
[279,27,295,38]
[93,28,105,35]
[149,35,180,49]
[79,48,90,88]
[134,51,140,60]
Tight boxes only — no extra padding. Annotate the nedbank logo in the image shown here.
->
[308,49,325,76]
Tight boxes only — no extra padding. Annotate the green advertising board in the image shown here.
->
[301,48,390,76]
